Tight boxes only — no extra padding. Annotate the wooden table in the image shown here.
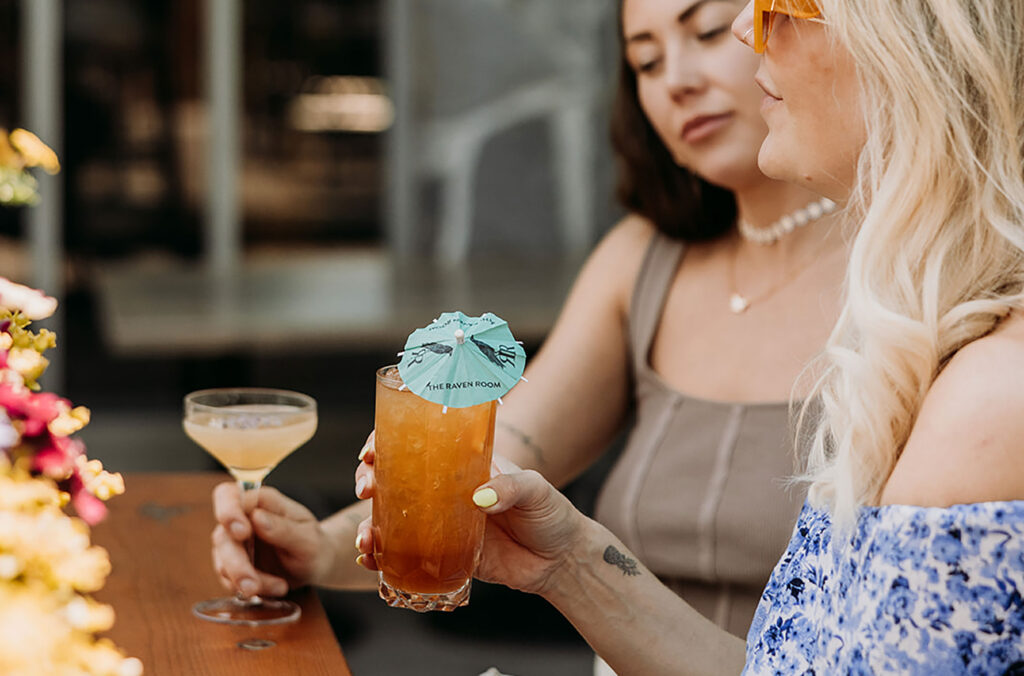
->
[91,472,353,676]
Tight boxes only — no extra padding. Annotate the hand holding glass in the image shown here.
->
[184,388,317,625]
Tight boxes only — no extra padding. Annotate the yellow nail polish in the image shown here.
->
[358,444,370,461]
[355,554,368,567]
[472,487,498,508]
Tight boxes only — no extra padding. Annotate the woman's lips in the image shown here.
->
[755,75,783,113]
[755,74,781,98]
[760,93,782,114]
[681,113,733,143]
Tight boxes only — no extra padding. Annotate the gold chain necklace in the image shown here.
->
[728,227,840,314]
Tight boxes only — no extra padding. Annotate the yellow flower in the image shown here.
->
[0,584,140,675]
[6,346,49,385]
[0,129,19,169]
[0,585,69,673]
[74,455,125,501]
[49,405,90,437]
[9,129,60,174]
[64,595,115,632]
[54,542,111,593]
[92,471,125,501]
[0,553,22,579]
[0,469,61,511]
[0,286,140,673]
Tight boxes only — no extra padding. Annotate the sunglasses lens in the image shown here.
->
[754,0,820,52]
[753,0,767,52]
[754,10,774,52]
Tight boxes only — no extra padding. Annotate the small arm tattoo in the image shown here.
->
[603,546,641,577]
[497,421,546,466]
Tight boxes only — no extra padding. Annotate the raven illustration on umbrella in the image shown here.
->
[398,311,527,408]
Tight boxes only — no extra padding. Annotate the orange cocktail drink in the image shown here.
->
[373,365,497,611]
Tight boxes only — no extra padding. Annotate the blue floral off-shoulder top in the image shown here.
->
[744,500,1024,674]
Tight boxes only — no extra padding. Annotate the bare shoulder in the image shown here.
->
[578,213,658,312]
[591,213,657,265]
[881,311,1024,506]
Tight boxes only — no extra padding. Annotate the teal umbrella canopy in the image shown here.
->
[397,311,527,408]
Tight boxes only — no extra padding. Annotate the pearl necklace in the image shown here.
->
[737,197,837,246]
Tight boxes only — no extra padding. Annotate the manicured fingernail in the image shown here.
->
[358,444,370,461]
[355,476,367,497]
[472,488,498,508]
[355,532,366,551]
[230,521,246,539]
[355,554,369,568]
[240,578,258,596]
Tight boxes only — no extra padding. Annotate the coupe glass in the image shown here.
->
[183,387,317,625]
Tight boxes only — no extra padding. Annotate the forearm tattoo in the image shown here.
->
[497,420,546,466]
[603,546,641,577]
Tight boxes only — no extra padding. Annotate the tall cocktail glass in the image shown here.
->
[373,366,497,612]
[183,387,317,625]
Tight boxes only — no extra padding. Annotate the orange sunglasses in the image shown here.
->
[754,0,822,53]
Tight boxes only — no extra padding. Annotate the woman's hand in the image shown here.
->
[469,468,588,596]
[354,443,745,674]
[354,444,587,597]
[211,482,334,597]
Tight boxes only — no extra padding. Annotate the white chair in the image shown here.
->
[385,0,615,264]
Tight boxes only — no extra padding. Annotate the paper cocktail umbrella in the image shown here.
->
[397,311,526,409]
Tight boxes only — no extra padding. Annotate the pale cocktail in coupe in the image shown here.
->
[183,388,317,626]
[184,404,316,483]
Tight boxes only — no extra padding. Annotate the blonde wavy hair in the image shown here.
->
[801,0,1024,525]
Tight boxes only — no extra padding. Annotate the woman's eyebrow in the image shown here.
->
[624,0,719,44]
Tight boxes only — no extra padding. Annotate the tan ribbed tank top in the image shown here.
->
[593,232,807,638]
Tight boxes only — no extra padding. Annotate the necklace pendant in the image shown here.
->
[729,293,750,314]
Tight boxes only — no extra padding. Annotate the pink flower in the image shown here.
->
[69,477,108,525]
[32,436,84,479]
[0,383,31,413]
[72,491,108,525]
[0,384,68,437]
[22,392,66,429]
[32,447,71,478]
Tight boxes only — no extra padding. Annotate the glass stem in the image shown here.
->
[237,478,262,604]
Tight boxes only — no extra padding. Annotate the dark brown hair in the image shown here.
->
[610,13,737,242]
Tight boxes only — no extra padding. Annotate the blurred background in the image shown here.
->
[2,1,625,673]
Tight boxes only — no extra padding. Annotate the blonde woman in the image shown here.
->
[354,0,1024,672]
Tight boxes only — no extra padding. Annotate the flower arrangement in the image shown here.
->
[0,277,142,676]
[0,128,60,206]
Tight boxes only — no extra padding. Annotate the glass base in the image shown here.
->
[192,596,301,626]
[378,576,471,612]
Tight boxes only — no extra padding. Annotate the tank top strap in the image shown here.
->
[628,231,686,375]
